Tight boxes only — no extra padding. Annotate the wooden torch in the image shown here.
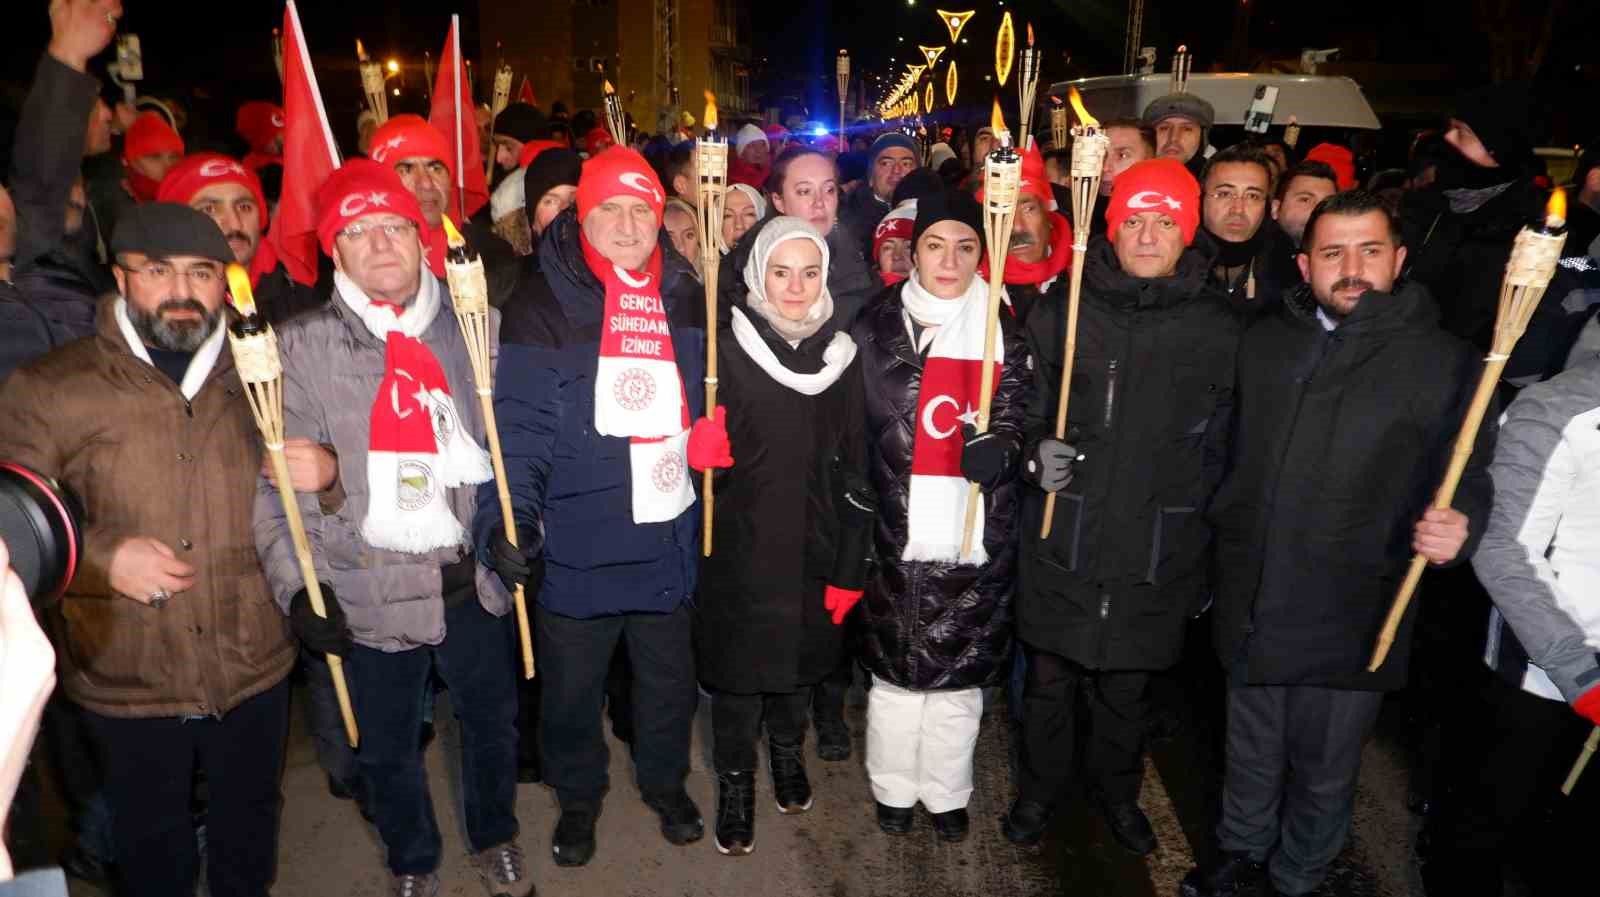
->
[224,265,359,747]
[958,99,1022,561]
[440,218,535,680]
[1039,87,1107,539]
[357,39,389,126]
[1369,190,1569,673]
[695,92,729,557]
[603,79,628,148]
[1017,24,1041,150]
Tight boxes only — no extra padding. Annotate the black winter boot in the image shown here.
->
[1178,850,1265,897]
[768,736,813,814]
[714,771,756,856]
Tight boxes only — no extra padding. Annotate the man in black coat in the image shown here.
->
[1181,191,1493,897]
[1005,158,1240,855]
[1200,145,1293,317]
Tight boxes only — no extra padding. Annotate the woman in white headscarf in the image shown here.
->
[684,216,873,857]
[722,183,765,251]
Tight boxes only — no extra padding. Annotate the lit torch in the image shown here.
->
[1017,23,1042,149]
[959,100,1022,560]
[485,49,513,180]
[1039,87,1107,539]
[695,91,729,557]
[357,39,388,125]
[1171,44,1192,94]
[439,218,535,680]
[602,78,629,148]
[1370,190,1569,678]
[1049,94,1068,149]
[836,50,850,149]
[225,264,359,747]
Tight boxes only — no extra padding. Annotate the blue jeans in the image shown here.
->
[342,599,520,875]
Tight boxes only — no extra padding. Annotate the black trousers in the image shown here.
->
[1017,646,1150,806]
[710,689,810,772]
[1218,683,1383,896]
[83,679,290,897]
[536,603,696,808]
[812,652,853,730]
[1423,672,1596,897]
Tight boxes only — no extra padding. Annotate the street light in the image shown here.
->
[386,59,399,74]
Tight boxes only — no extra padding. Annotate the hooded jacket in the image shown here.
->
[1018,236,1240,670]
[473,208,706,619]
[849,279,1030,691]
[1209,280,1494,691]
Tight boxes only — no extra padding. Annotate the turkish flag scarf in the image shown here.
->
[583,236,695,524]
[334,271,493,553]
[900,272,1003,566]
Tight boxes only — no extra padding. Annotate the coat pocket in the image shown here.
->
[1146,505,1199,585]
[1034,492,1086,573]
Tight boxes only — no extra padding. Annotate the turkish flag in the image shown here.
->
[910,356,999,478]
[428,15,489,221]
[254,0,341,287]
[517,75,537,107]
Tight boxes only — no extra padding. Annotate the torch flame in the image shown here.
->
[226,264,256,317]
[1050,94,1063,106]
[603,79,616,96]
[440,216,466,249]
[991,97,1007,136]
[1547,188,1567,228]
[1027,23,1035,47]
[1177,44,1188,54]
[1067,87,1098,128]
[356,39,368,61]
[703,90,719,131]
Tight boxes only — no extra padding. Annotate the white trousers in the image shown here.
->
[864,675,984,813]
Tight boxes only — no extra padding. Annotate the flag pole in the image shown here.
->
[452,15,466,223]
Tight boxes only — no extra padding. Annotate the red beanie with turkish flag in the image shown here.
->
[314,158,432,258]
[236,102,285,154]
[367,114,453,174]
[123,112,185,164]
[157,153,269,229]
[1105,158,1201,246]
[576,146,666,225]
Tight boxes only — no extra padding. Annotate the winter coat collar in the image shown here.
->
[537,207,699,331]
[1082,231,1218,311]
[93,296,235,394]
[1280,278,1442,336]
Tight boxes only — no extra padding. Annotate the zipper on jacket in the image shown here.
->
[1099,593,1111,620]
[1103,359,1120,430]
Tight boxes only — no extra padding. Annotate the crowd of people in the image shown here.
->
[3,3,1600,897]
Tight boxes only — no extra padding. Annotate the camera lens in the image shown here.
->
[0,462,81,602]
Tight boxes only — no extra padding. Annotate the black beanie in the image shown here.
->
[111,203,234,263]
[522,148,582,227]
[892,167,945,207]
[912,189,986,255]
[494,103,549,143]
[1453,84,1535,169]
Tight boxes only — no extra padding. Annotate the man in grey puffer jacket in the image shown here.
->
[253,160,532,897]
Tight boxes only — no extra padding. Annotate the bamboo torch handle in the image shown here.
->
[1040,248,1089,539]
[267,447,359,748]
[477,393,536,680]
[703,377,718,558]
[959,261,1010,559]
[1368,358,1506,672]
[1562,726,1600,796]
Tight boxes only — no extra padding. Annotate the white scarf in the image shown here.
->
[334,271,493,553]
[742,217,834,343]
[900,271,1003,566]
[729,307,855,395]
[113,297,226,400]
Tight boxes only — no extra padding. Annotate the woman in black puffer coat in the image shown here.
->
[848,190,1030,842]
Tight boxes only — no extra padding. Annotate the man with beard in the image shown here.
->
[1182,191,1490,897]
[992,146,1073,324]
[0,203,296,897]
[1006,159,1239,855]
[156,153,320,324]
[1142,92,1215,180]
[1200,145,1288,314]
[839,133,920,262]
[368,114,457,279]
[257,159,532,897]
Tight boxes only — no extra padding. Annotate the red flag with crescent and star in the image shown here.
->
[428,15,489,221]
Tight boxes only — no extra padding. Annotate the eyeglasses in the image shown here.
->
[117,261,219,285]
[1206,187,1268,206]
[337,221,418,243]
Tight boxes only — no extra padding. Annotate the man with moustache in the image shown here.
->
[992,146,1073,325]
[1182,191,1491,897]
[1200,145,1288,314]
[0,204,296,897]
[368,114,458,279]
[1142,92,1215,180]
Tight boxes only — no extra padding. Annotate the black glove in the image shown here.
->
[440,557,477,609]
[1021,435,1082,493]
[290,584,352,657]
[835,466,879,526]
[489,527,545,594]
[960,424,1020,490]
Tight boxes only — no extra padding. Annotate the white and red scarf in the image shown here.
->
[584,238,695,524]
[901,272,1003,566]
[334,270,493,553]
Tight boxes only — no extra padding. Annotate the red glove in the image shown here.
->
[824,586,864,625]
[687,406,734,471]
[1575,687,1600,726]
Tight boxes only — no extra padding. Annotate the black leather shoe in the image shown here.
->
[714,771,756,856]
[875,802,914,834]
[643,789,704,845]
[1178,850,1265,897]
[551,804,598,867]
[1098,800,1157,856]
[815,720,851,761]
[1001,797,1053,846]
[929,807,969,842]
[769,737,813,814]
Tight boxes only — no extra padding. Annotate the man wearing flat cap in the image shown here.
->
[0,203,296,897]
[1142,91,1216,180]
